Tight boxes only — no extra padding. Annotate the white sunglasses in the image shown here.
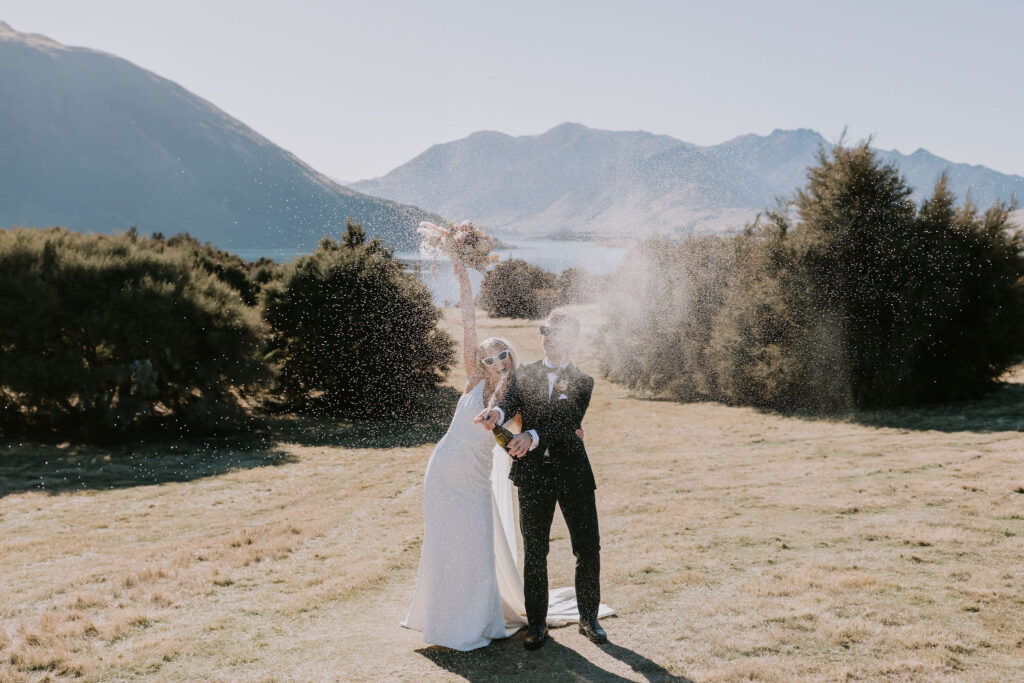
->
[481,350,510,366]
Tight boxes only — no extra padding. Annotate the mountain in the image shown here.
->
[0,21,435,250]
[353,124,1024,238]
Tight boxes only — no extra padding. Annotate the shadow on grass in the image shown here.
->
[417,627,690,682]
[632,379,1024,434]
[824,381,1024,434]
[629,377,1024,433]
[0,386,462,498]
[263,385,461,449]
[0,434,295,498]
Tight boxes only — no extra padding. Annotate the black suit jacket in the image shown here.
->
[498,360,596,491]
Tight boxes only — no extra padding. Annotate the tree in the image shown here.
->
[478,259,559,319]
[0,227,266,437]
[790,145,1024,405]
[344,221,366,248]
[262,225,454,416]
[597,142,1024,411]
[556,267,596,304]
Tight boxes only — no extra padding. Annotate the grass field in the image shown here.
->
[2,305,1023,681]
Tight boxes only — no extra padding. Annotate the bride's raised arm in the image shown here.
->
[453,258,483,392]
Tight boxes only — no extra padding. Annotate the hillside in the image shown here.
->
[0,21,435,250]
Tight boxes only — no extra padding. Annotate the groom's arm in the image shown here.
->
[534,375,594,451]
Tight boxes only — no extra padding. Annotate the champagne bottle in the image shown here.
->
[487,377,514,453]
[493,423,515,453]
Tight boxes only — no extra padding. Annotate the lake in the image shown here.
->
[234,237,630,305]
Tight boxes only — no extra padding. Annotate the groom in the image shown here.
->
[476,308,606,650]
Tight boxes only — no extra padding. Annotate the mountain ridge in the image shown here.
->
[352,124,1023,237]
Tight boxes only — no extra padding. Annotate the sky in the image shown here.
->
[2,0,1023,181]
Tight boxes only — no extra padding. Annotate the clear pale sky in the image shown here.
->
[3,0,1022,181]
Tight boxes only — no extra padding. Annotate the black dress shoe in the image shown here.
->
[523,624,548,650]
[578,618,607,644]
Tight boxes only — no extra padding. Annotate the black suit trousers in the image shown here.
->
[518,483,601,626]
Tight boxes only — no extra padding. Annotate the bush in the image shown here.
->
[598,236,736,399]
[477,259,598,318]
[557,267,598,305]
[160,232,282,307]
[598,143,1024,411]
[478,258,559,319]
[788,146,1024,406]
[262,222,454,417]
[0,227,267,437]
[705,214,847,410]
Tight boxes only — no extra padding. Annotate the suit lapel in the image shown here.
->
[527,360,578,420]
[528,362,547,418]
[547,362,575,410]
[538,362,553,415]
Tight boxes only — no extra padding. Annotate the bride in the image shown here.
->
[402,258,604,650]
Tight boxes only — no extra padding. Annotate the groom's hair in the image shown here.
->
[546,308,580,338]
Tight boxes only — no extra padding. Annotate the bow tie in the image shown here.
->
[549,367,570,394]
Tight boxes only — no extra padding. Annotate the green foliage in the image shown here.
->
[788,145,1024,406]
[0,227,267,437]
[557,267,598,305]
[478,259,596,319]
[893,178,1024,401]
[159,231,281,307]
[262,223,454,417]
[343,221,367,248]
[598,236,736,399]
[0,221,457,438]
[599,143,1024,411]
[478,258,559,319]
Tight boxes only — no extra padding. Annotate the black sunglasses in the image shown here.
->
[482,349,510,366]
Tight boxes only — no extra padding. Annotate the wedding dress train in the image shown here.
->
[401,381,612,651]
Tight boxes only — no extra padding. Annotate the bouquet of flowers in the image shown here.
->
[417,220,500,278]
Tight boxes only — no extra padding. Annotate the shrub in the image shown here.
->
[704,213,853,411]
[557,267,598,305]
[478,259,559,319]
[598,236,735,399]
[788,146,1024,406]
[598,143,1024,411]
[477,260,601,319]
[155,231,282,306]
[0,227,266,437]
[262,222,454,417]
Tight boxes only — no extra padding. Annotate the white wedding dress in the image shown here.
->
[402,381,612,651]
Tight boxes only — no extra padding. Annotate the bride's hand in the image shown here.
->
[475,408,499,430]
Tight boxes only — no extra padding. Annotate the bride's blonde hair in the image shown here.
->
[477,337,521,429]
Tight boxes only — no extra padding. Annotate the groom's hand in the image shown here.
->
[508,433,532,458]
[475,408,498,430]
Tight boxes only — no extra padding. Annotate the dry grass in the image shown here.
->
[2,305,1023,681]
